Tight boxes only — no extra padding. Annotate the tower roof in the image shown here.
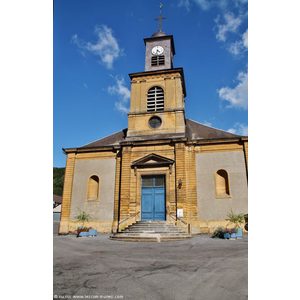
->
[151,30,168,38]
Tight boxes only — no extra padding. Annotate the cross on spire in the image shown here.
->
[154,3,167,32]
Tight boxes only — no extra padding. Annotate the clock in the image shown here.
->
[151,46,164,55]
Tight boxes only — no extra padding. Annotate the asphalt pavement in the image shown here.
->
[53,224,248,300]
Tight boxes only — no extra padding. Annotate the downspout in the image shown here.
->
[116,149,122,233]
[188,145,193,233]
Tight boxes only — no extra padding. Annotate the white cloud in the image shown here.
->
[228,40,244,55]
[71,25,122,69]
[194,0,211,10]
[203,121,212,127]
[178,0,191,11]
[227,28,248,56]
[107,76,130,113]
[218,71,248,110]
[227,123,248,136]
[215,12,242,42]
[179,0,231,12]
[179,0,247,56]
[242,28,248,48]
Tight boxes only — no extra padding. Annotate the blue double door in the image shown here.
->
[141,175,166,221]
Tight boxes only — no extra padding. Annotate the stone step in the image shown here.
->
[122,229,185,233]
[127,224,180,228]
[113,232,191,237]
[126,222,178,226]
[110,233,193,242]
[121,231,187,235]
[122,226,184,230]
[110,221,192,242]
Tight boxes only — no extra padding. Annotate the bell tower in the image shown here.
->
[127,5,186,138]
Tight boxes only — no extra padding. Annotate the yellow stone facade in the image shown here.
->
[59,136,248,234]
[127,69,186,137]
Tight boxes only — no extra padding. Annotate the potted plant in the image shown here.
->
[223,228,238,239]
[75,209,97,237]
[76,226,91,237]
[226,210,245,239]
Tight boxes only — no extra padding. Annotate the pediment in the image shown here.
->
[132,153,175,168]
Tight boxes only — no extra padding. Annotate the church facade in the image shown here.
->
[59,23,248,235]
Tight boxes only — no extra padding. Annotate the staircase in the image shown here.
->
[110,221,193,242]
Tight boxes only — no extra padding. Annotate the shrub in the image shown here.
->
[212,226,226,238]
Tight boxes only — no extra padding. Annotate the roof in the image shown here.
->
[53,194,62,204]
[78,129,128,148]
[75,118,244,150]
[185,119,241,140]
[151,30,167,37]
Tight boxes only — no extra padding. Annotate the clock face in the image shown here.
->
[152,46,164,56]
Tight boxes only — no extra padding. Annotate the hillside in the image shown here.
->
[53,167,65,196]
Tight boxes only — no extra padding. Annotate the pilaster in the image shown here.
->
[118,146,132,229]
[175,143,187,221]
[59,153,76,234]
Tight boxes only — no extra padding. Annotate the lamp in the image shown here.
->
[178,178,182,189]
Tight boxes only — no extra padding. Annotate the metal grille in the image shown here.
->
[142,176,165,187]
[142,177,153,187]
[147,86,164,112]
[151,55,165,66]
[154,176,165,187]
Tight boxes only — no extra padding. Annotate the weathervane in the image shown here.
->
[154,3,167,32]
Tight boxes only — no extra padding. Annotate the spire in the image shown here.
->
[154,4,167,33]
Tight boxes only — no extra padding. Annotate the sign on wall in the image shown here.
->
[177,209,183,217]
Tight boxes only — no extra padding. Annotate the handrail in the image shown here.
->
[119,211,140,226]
[166,211,188,225]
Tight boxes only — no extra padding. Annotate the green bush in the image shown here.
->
[212,226,226,238]
[53,167,65,196]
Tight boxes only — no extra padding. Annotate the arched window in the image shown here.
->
[87,175,99,201]
[215,169,231,198]
[147,86,164,112]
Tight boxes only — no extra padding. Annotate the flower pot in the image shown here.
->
[78,231,90,237]
[89,229,97,236]
[236,228,243,239]
[230,233,237,239]
[224,233,230,239]
[224,232,238,239]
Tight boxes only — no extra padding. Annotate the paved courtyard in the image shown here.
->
[53,225,247,300]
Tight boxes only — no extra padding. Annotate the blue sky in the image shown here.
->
[54,0,248,167]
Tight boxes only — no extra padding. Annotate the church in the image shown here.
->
[59,11,248,235]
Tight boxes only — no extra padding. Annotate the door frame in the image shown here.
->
[134,167,175,223]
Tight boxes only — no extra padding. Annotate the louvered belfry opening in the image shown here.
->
[151,55,165,66]
[147,86,164,112]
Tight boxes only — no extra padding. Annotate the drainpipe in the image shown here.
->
[188,145,192,234]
